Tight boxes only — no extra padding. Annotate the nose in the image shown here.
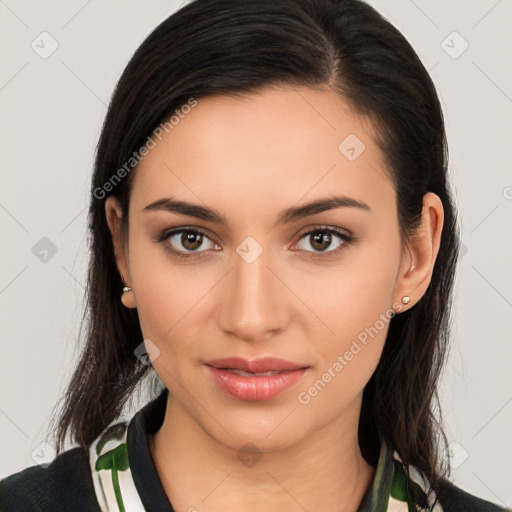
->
[217,240,286,342]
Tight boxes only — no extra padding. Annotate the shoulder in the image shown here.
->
[435,477,511,512]
[0,446,101,512]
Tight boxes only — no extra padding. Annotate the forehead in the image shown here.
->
[131,86,393,214]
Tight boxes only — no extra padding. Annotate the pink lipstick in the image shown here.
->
[204,357,309,401]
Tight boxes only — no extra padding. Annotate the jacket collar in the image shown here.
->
[89,387,443,511]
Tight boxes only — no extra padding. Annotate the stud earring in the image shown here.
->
[121,286,135,308]
[401,296,411,305]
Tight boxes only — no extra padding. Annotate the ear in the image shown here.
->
[393,192,444,313]
[105,196,136,309]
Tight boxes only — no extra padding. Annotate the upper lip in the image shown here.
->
[205,357,309,373]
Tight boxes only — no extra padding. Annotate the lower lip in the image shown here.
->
[206,366,308,401]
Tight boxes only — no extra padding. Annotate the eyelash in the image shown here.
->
[155,226,357,261]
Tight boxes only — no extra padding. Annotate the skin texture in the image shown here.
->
[105,86,443,512]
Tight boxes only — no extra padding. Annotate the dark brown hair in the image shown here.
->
[49,0,459,491]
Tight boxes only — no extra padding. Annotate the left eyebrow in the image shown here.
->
[142,194,371,226]
[278,195,370,224]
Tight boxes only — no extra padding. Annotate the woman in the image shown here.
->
[0,0,510,510]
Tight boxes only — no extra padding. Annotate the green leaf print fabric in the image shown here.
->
[89,415,445,512]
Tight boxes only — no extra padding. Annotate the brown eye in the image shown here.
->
[157,228,219,259]
[180,231,204,251]
[309,232,333,251]
[295,227,355,256]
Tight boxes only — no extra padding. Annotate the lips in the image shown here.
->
[205,356,308,373]
[204,357,309,401]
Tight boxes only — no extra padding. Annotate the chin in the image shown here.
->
[203,408,307,453]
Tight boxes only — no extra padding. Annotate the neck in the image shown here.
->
[150,394,376,512]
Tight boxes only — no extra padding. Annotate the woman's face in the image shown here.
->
[107,86,430,453]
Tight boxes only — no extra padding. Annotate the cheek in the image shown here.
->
[287,296,391,412]
[127,235,220,368]
[294,240,400,404]
[296,238,400,345]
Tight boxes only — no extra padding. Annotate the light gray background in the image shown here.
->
[1,0,511,507]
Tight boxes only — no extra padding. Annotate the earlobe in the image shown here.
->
[393,192,444,312]
[105,197,137,309]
